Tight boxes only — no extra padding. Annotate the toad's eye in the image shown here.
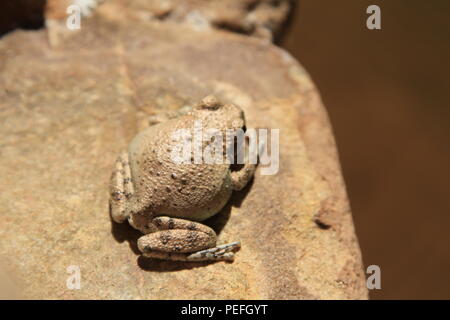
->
[195,95,222,110]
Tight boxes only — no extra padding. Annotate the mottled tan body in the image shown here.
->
[110,96,256,261]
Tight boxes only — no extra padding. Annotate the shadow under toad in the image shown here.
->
[110,178,254,272]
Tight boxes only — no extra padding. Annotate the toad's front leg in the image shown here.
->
[110,152,134,223]
[137,217,240,262]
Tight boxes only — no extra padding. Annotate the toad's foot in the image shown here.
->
[185,242,241,261]
[140,241,241,262]
[137,217,240,262]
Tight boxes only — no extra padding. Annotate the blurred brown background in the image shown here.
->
[282,0,450,299]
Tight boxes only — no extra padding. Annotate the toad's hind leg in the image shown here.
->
[109,152,134,223]
[137,217,241,262]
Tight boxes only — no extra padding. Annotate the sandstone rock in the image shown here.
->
[0,4,367,299]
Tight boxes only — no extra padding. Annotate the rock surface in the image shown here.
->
[114,0,292,40]
[0,3,368,299]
